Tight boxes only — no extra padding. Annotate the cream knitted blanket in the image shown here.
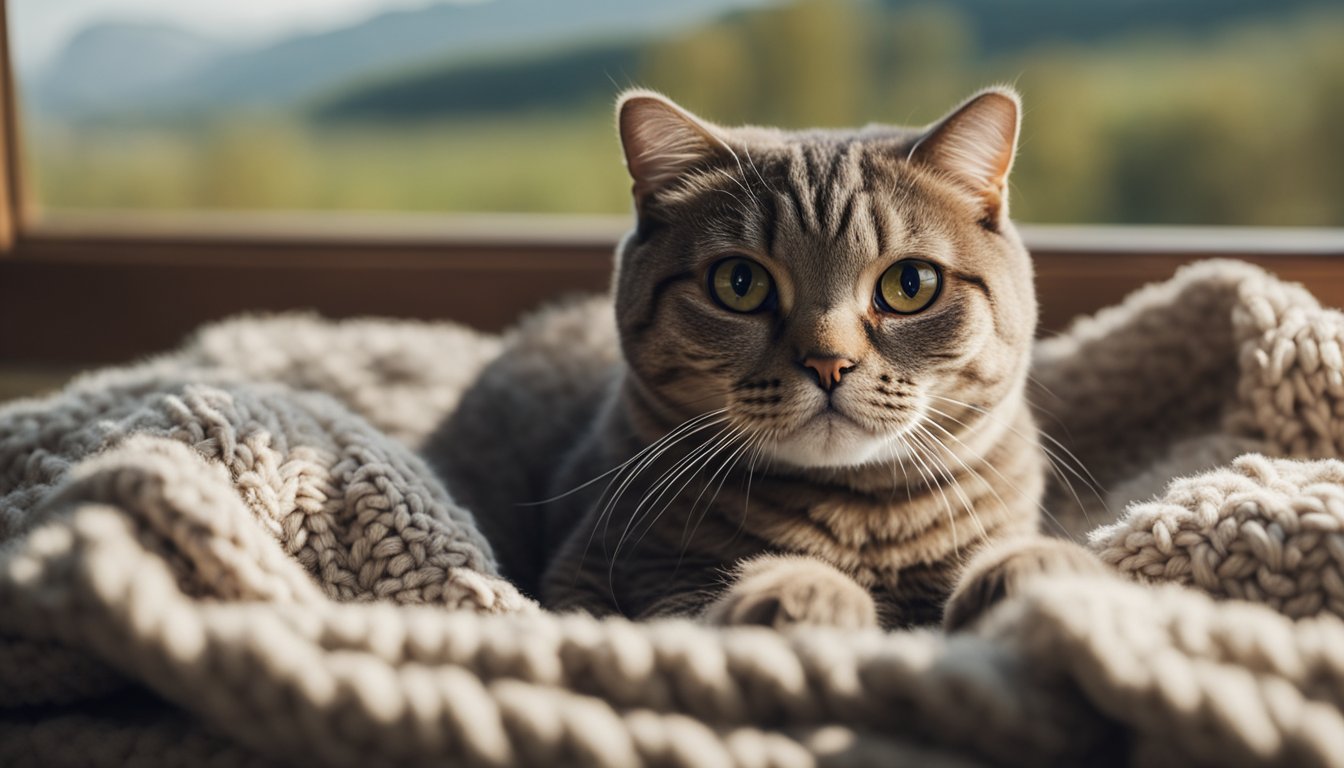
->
[3,260,1343,767]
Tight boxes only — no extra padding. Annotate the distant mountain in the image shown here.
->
[30,22,228,116]
[29,0,773,118]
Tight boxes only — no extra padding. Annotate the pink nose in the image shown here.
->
[801,356,856,392]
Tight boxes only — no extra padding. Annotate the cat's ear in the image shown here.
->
[618,90,728,207]
[908,87,1021,226]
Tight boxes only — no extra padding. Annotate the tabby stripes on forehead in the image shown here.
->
[783,180,812,235]
[759,180,779,255]
[773,142,877,248]
[833,189,860,246]
[871,198,891,258]
[793,145,824,233]
[813,146,842,230]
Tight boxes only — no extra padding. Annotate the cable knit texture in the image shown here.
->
[3,260,1344,767]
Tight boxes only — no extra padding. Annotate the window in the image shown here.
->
[0,0,1342,386]
[11,0,1344,224]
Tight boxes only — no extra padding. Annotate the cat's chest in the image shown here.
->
[714,479,962,588]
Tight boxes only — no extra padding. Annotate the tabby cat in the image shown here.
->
[425,87,1105,630]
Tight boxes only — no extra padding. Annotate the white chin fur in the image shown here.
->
[765,412,903,469]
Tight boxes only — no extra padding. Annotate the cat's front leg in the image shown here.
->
[943,535,1111,631]
[703,554,879,630]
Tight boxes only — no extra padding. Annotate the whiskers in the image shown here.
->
[600,418,765,612]
[924,393,1109,537]
[543,409,726,575]
[534,403,772,612]
[877,387,1108,564]
[886,427,972,558]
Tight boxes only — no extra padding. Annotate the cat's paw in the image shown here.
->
[704,555,878,630]
[943,536,1110,632]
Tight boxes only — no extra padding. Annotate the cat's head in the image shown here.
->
[612,88,1035,469]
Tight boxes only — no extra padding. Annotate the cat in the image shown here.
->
[425,86,1106,631]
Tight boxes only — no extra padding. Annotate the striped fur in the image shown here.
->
[431,89,1098,630]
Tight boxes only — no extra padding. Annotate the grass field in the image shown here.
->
[28,110,634,214]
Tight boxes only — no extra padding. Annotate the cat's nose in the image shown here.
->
[799,356,857,392]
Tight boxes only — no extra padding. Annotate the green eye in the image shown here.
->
[710,257,774,313]
[876,259,941,314]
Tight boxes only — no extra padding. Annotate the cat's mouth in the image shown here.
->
[763,404,894,468]
[808,405,861,429]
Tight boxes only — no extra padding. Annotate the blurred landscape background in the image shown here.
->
[12,0,1344,224]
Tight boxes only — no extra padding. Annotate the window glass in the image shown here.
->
[12,0,1344,224]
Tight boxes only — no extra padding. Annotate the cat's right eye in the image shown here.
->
[876,259,942,314]
[709,257,774,313]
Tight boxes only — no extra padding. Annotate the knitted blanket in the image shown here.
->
[3,259,1343,767]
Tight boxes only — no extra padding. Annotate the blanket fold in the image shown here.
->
[3,259,1344,766]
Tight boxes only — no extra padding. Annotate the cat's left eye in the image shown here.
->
[709,257,774,313]
[876,259,942,314]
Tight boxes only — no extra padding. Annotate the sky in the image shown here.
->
[9,0,446,75]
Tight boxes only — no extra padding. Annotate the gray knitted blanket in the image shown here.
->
[3,260,1343,767]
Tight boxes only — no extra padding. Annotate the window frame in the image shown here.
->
[0,3,21,251]
[2,4,1342,366]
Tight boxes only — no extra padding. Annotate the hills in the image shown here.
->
[27,0,771,118]
[32,22,227,116]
